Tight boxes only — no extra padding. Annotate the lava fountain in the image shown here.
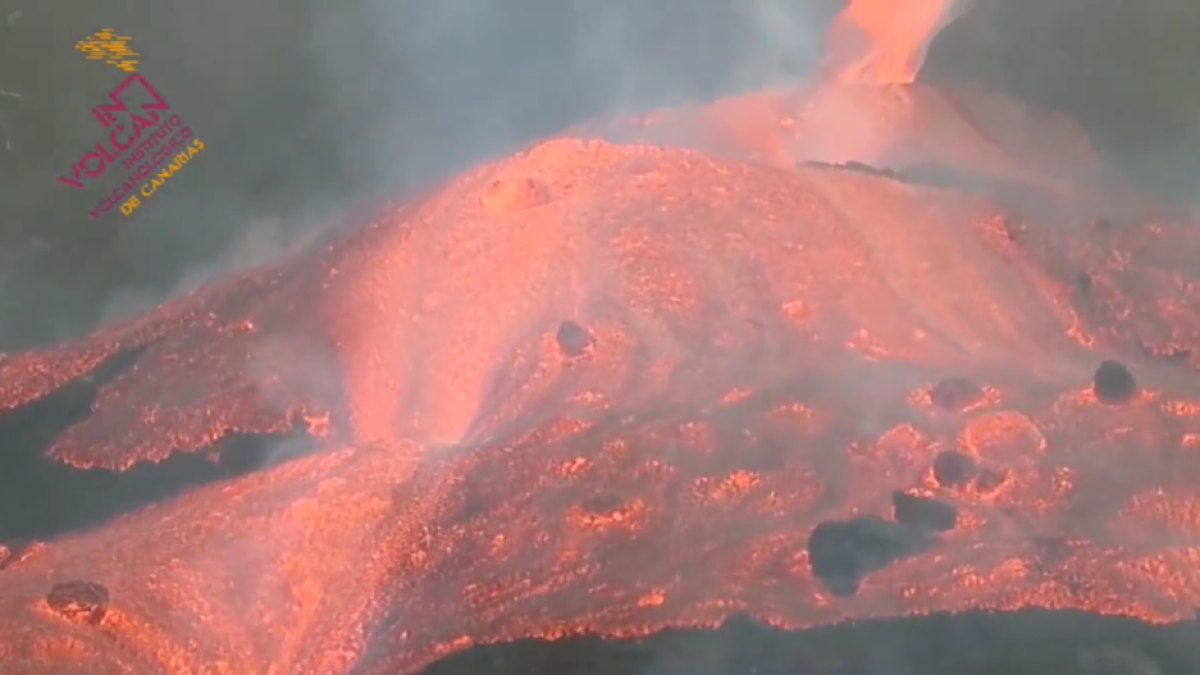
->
[822,0,966,84]
[1,2,1199,674]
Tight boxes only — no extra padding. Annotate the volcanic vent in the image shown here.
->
[2,1,1200,674]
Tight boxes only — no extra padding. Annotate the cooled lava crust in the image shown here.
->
[2,81,1200,675]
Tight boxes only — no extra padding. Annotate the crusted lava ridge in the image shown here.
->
[0,344,321,543]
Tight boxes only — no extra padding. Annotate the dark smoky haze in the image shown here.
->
[920,0,1200,200]
[0,0,1197,346]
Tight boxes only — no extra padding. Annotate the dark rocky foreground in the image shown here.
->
[417,610,1198,675]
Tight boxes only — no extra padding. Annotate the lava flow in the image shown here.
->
[821,0,966,84]
[3,3,1200,675]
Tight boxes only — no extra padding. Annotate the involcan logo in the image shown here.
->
[60,30,207,219]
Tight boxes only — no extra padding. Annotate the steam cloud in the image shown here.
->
[16,0,849,346]
[96,0,971,331]
[6,0,1199,352]
[7,0,987,350]
[313,0,841,191]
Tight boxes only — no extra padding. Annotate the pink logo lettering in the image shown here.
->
[62,74,173,190]
[91,73,170,127]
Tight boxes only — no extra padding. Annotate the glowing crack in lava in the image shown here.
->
[2,4,1200,675]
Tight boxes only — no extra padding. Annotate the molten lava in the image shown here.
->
[2,5,1200,675]
[822,0,964,85]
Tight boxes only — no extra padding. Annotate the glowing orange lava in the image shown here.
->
[1,3,1198,674]
[822,0,965,85]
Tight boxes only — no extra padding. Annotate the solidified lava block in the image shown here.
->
[1094,360,1138,404]
[45,580,109,625]
[932,450,977,487]
[891,490,958,532]
[808,516,934,596]
[928,377,984,411]
[555,320,593,358]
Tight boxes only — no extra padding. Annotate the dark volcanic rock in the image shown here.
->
[933,450,978,487]
[892,490,959,532]
[807,516,933,597]
[417,610,1194,675]
[46,580,109,625]
[1093,360,1138,404]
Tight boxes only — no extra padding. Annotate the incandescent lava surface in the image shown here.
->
[3,4,1200,674]
[2,125,1200,673]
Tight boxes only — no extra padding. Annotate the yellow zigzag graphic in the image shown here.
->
[75,29,140,73]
